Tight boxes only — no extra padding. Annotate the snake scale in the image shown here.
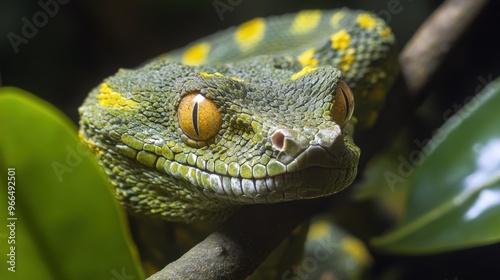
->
[79,8,397,278]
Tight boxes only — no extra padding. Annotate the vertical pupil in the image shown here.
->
[341,88,350,121]
[192,102,200,137]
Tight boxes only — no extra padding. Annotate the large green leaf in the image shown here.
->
[0,88,144,279]
[372,78,500,254]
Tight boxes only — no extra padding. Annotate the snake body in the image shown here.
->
[79,9,397,224]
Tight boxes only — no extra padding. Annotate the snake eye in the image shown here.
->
[332,80,354,127]
[177,93,222,141]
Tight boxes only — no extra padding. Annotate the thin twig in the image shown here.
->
[400,0,488,99]
[358,0,488,164]
[148,0,489,279]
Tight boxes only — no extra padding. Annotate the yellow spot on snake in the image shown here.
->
[97,83,137,109]
[297,49,318,66]
[307,220,330,240]
[379,26,392,38]
[235,18,266,52]
[200,71,244,82]
[339,48,356,72]
[231,76,244,83]
[290,10,321,34]
[341,237,373,267]
[330,11,345,26]
[200,71,223,79]
[291,66,317,81]
[182,42,211,65]
[357,13,377,30]
[79,130,95,151]
[330,29,351,50]
[79,130,104,159]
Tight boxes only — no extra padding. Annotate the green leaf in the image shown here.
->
[0,87,144,279]
[372,78,500,254]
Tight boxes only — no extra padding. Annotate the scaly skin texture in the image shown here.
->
[79,9,397,223]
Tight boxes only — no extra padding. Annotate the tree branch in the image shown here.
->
[358,0,488,164]
[148,0,489,279]
[400,0,488,99]
[147,199,325,280]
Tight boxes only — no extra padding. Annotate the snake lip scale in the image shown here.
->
[202,167,358,204]
[159,147,359,204]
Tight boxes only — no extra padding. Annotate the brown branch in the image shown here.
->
[358,0,488,163]
[147,199,326,280]
[400,0,488,99]
[147,1,489,279]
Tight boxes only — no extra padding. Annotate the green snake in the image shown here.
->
[79,8,397,277]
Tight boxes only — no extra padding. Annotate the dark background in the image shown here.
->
[1,0,436,123]
[2,0,499,126]
[2,0,500,279]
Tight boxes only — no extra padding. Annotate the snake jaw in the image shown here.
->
[213,125,359,202]
[168,165,358,204]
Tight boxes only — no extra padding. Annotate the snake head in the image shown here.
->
[79,57,360,222]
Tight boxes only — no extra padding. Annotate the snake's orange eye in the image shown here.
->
[332,80,354,128]
[177,93,222,141]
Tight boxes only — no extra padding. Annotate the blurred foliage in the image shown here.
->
[0,88,144,280]
[371,78,500,253]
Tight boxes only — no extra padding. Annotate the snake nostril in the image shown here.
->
[271,130,285,150]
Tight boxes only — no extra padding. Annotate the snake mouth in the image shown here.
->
[154,140,360,204]
[159,155,358,204]
[211,166,359,204]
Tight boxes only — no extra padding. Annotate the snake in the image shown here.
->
[79,8,397,278]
